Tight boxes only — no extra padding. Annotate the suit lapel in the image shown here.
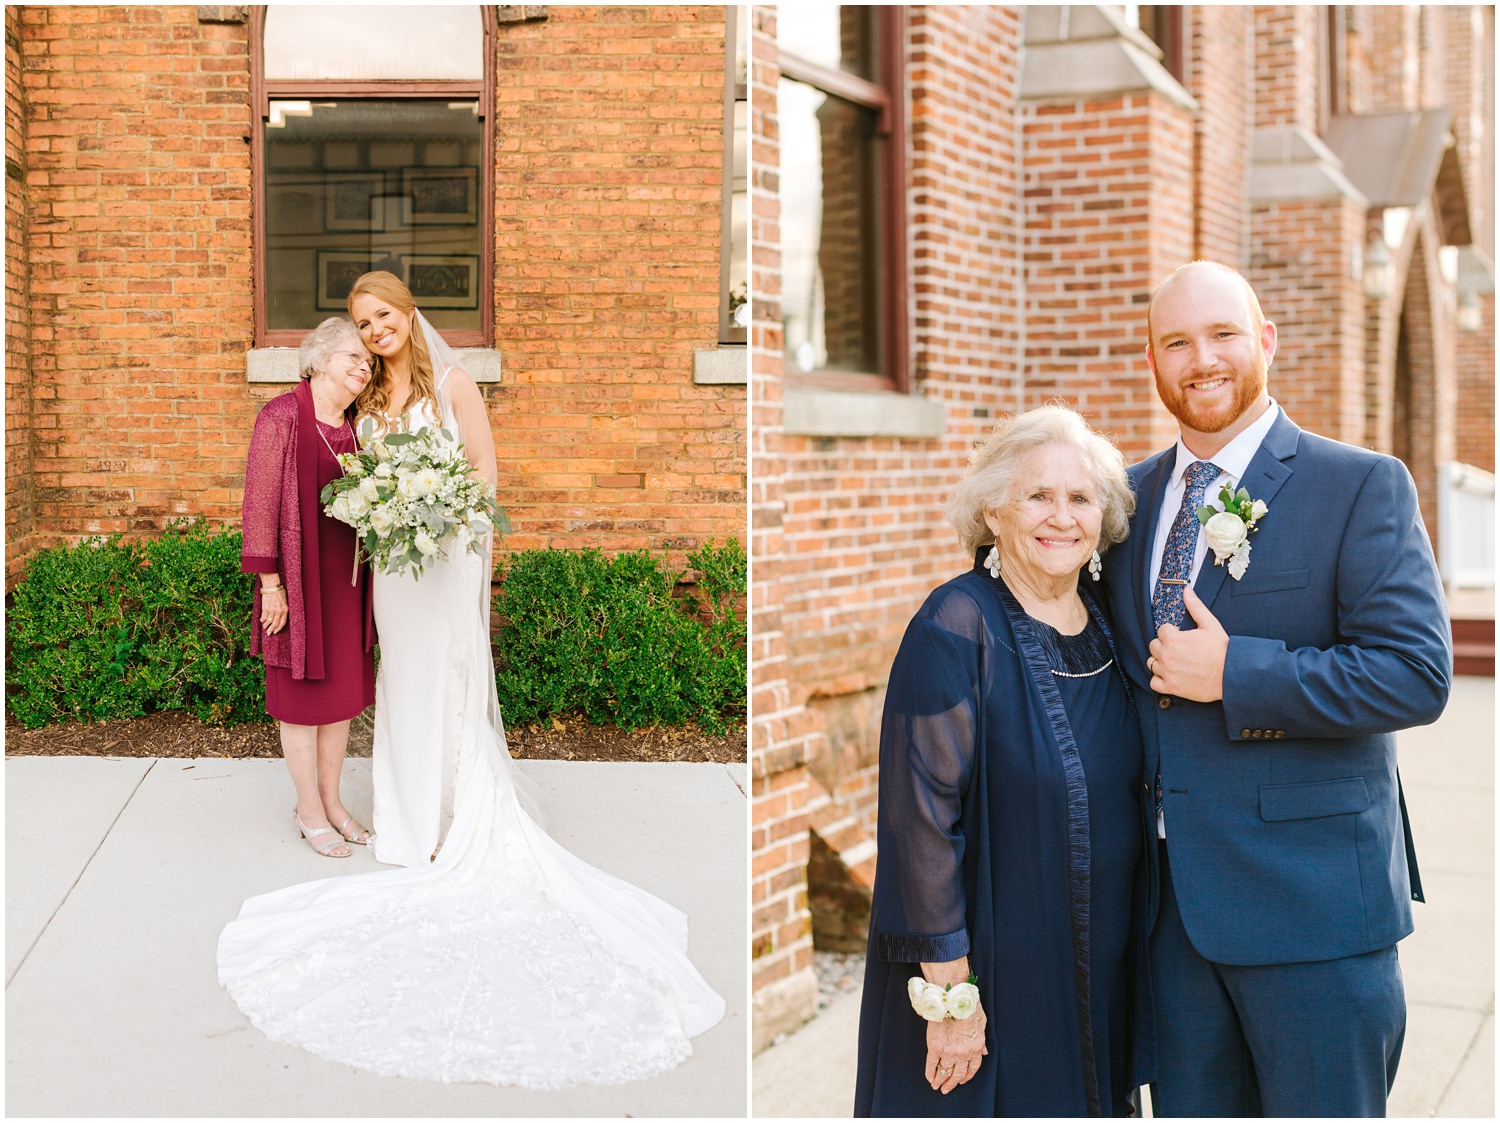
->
[1193,410,1300,613]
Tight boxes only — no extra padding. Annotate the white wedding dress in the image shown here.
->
[218,372,724,1087]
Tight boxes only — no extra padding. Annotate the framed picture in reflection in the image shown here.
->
[401,167,478,226]
[399,253,480,309]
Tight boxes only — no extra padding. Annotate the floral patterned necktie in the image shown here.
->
[1153,460,1221,631]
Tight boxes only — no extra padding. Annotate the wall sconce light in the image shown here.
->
[1363,237,1393,300]
[1457,290,1483,333]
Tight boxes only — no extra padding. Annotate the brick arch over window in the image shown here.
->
[248,6,495,348]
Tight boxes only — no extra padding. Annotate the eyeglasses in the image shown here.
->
[335,351,372,369]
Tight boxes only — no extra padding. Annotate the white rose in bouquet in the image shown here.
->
[344,490,369,519]
[330,493,352,523]
[397,471,421,501]
[369,506,396,536]
[1204,510,1248,560]
[374,461,393,479]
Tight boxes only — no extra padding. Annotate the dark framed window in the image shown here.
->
[777,5,908,392]
[1135,6,1185,83]
[1320,5,1349,134]
[722,5,749,344]
[250,6,494,347]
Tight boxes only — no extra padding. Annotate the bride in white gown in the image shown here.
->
[218,272,724,1087]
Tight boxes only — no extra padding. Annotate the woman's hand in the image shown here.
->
[260,581,289,635]
[925,998,987,1093]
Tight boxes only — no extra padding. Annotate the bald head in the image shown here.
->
[1147,261,1266,349]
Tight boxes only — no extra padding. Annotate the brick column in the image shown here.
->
[1248,5,1368,445]
[6,5,34,587]
[1185,5,1253,265]
[1018,5,1194,457]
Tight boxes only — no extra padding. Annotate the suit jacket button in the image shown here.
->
[1275,730,1286,738]
[1158,696,1172,710]
[1241,728,1252,737]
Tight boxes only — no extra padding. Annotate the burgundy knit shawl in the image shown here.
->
[241,379,374,680]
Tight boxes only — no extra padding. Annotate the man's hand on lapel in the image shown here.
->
[1149,587,1228,702]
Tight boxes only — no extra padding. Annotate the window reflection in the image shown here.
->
[265,100,483,332]
[778,1,878,81]
[779,78,884,376]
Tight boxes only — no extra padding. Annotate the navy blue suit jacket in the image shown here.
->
[1101,410,1451,966]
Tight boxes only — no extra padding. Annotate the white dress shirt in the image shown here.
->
[1148,400,1282,592]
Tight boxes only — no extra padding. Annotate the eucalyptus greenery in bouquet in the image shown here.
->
[319,426,510,578]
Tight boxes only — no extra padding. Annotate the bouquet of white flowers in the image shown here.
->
[319,426,510,579]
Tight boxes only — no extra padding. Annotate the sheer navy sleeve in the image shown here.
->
[872,586,985,964]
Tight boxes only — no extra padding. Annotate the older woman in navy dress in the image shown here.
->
[854,406,1155,1117]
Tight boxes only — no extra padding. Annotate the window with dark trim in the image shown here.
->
[1135,6,1185,83]
[721,5,748,344]
[1320,5,1349,134]
[777,5,908,393]
[250,6,495,348]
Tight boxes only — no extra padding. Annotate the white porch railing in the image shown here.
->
[1437,461,1496,590]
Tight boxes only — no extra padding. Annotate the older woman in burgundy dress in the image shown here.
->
[241,317,377,858]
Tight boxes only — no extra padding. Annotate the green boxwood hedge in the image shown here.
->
[6,524,746,734]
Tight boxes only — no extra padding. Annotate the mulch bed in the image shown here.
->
[4,709,745,764]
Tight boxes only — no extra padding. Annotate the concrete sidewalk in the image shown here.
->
[6,757,748,1117]
[753,675,1495,1118]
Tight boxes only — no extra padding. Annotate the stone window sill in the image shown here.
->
[246,348,503,384]
[782,387,946,439]
[694,345,747,385]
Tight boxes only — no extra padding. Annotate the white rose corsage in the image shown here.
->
[907,974,981,1022]
[1196,485,1268,581]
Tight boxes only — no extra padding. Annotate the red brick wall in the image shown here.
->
[1368,7,1422,112]
[17,5,255,556]
[1453,295,1494,474]
[6,5,35,585]
[1186,6,1251,265]
[1253,6,1321,131]
[1249,200,1368,444]
[748,3,822,1049]
[10,6,743,583]
[783,5,1028,828]
[1020,90,1193,457]
[489,6,743,556]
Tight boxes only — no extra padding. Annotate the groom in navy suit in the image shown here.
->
[1101,261,1452,1117]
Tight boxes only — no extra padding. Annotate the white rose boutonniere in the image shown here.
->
[1196,485,1267,581]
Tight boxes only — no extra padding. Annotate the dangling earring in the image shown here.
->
[1088,550,1102,582]
[984,545,1001,579]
